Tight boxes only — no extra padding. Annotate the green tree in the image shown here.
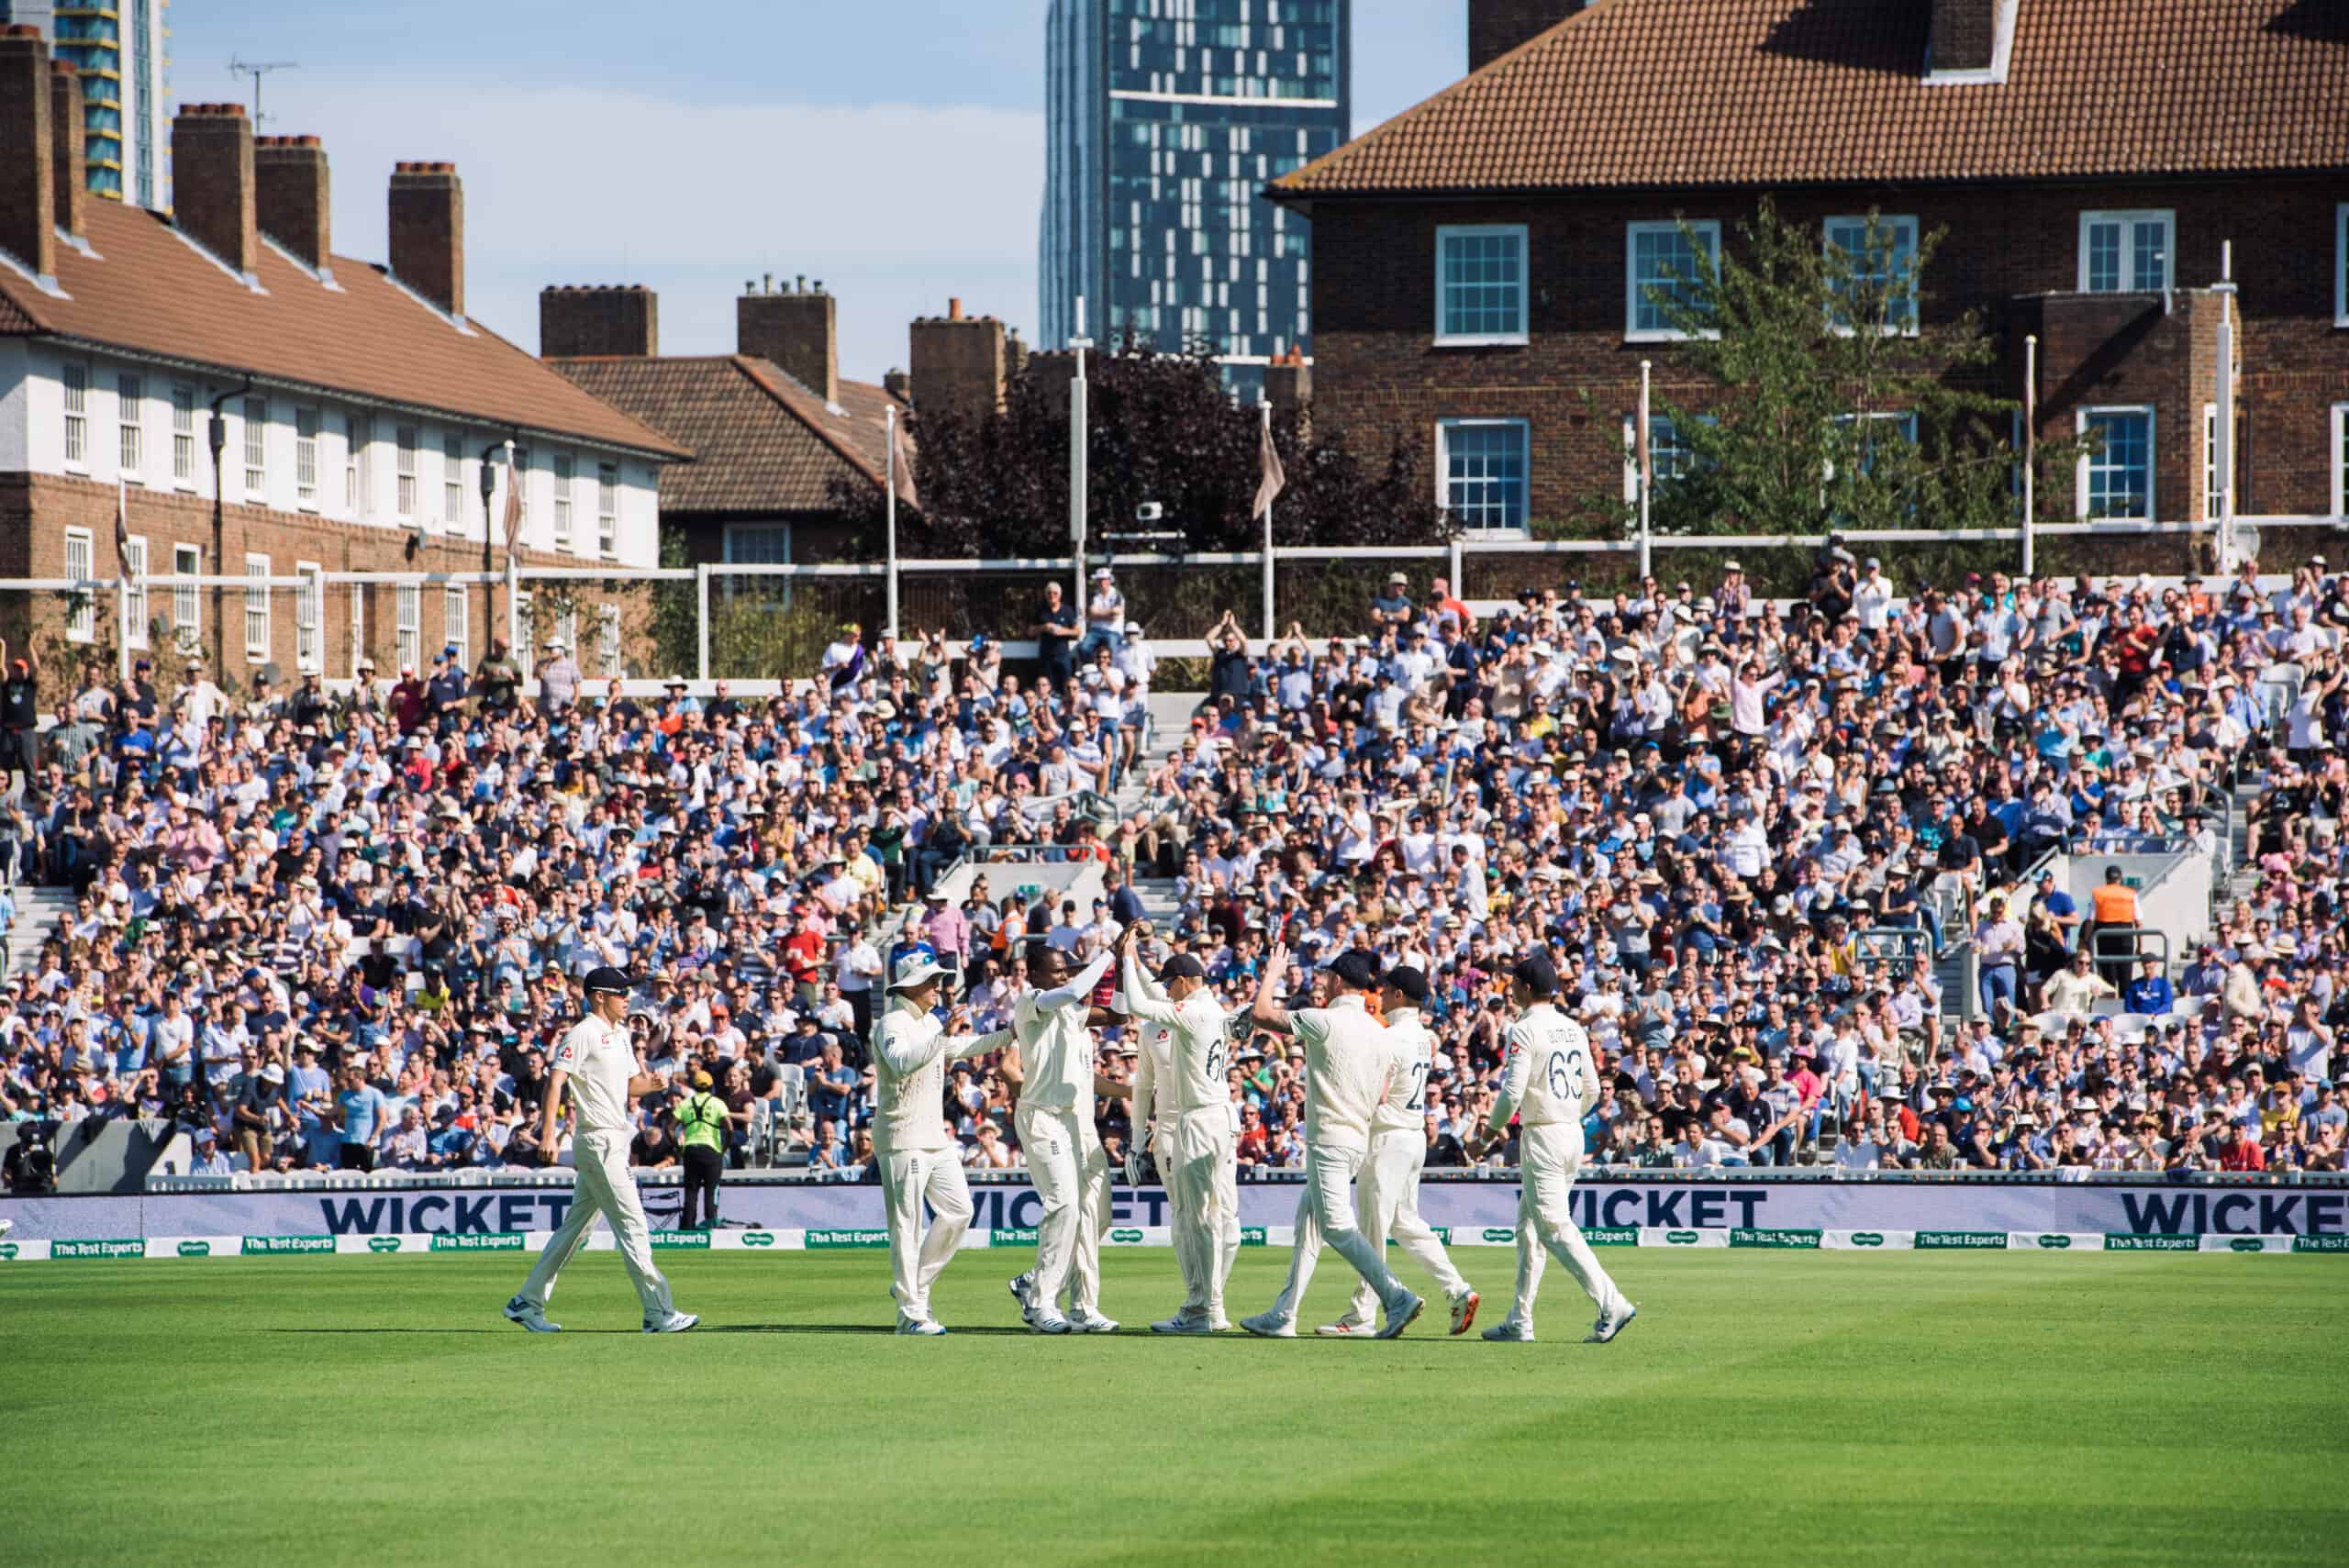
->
[1605,198,2078,542]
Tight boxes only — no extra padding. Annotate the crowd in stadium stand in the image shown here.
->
[3,536,2348,1197]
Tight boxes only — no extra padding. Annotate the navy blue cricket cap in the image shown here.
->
[1511,951,1560,997]
[1383,965,1431,1005]
[1329,950,1382,991]
[583,966,636,995]
[1158,954,1207,983]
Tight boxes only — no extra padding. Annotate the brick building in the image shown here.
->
[545,287,1020,568]
[1269,0,2349,537]
[0,27,686,695]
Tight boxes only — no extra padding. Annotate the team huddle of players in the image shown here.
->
[871,931,1640,1345]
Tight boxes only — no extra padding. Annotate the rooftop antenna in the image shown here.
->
[228,57,300,126]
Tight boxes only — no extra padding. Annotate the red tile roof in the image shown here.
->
[1275,0,2349,199]
[0,199,689,459]
[547,355,908,516]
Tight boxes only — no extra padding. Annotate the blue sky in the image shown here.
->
[167,1,1468,382]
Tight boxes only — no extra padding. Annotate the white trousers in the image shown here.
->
[1164,1108,1238,1323]
[1268,1141,1408,1325]
[1344,1129,1470,1326]
[1151,1129,1190,1296]
[1017,1102,1109,1314]
[1507,1121,1622,1330]
[880,1145,974,1322]
[518,1129,674,1318]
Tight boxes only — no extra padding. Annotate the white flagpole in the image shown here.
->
[116,478,132,682]
[1070,296,1090,611]
[2022,334,2038,580]
[1260,398,1276,641]
[885,404,902,644]
[1636,359,1653,581]
[2213,239,2238,574]
[503,439,520,657]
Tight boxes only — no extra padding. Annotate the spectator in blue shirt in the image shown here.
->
[329,1062,391,1173]
[2123,957,2176,1017]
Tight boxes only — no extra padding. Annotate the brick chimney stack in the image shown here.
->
[540,284,660,358]
[909,298,1009,423]
[1263,345,1313,423]
[49,61,83,242]
[255,135,331,274]
[172,102,260,279]
[736,275,839,406]
[1467,0,1584,72]
[0,26,59,284]
[388,161,464,318]
[1928,0,1999,73]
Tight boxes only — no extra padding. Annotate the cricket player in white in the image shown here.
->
[1001,943,1122,1333]
[1473,952,1637,1344]
[1240,944,1425,1340]
[874,952,1008,1335]
[505,967,696,1334]
[1325,964,1478,1337]
[1116,928,1239,1333]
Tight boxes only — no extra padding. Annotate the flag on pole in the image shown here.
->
[1252,415,1286,519]
[114,477,131,592]
[501,449,525,550]
[1635,412,1653,496]
[889,409,920,511]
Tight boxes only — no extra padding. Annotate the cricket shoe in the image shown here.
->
[644,1310,700,1335]
[1374,1292,1425,1340]
[1481,1319,1536,1342]
[1150,1314,1219,1335]
[1312,1320,1369,1337]
[1240,1310,1297,1339]
[502,1295,561,1333]
[1008,1273,1037,1312]
[1025,1306,1074,1334]
[1586,1299,1639,1345]
[1448,1290,1481,1337]
[1066,1308,1120,1334]
[0,1218,12,1239]
[896,1314,948,1336]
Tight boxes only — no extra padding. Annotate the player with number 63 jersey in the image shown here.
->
[1475,951,1637,1345]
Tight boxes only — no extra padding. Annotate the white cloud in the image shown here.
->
[303,84,1042,382]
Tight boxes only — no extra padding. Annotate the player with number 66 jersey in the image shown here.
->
[1473,951,1637,1345]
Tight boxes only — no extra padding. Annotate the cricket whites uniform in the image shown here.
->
[516,1014,676,1319]
[1341,1007,1472,1329]
[874,994,1004,1329]
[1255,995,1418,1332]
[1119,971,1199,1297]
[1489,1003,1629,1338]
[1010,951,1114,1321]
[1119,949,1239,1329]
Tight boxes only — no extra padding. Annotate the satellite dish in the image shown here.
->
[2230,521,2262,567]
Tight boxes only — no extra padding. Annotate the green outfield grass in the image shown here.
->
[2,1249,2343,1566]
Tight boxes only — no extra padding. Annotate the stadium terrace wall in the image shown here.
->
[6,1176,2346,1243]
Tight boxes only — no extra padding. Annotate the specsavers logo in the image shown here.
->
[367,1237,403,1253]
[1664,1229,1699,1245]
[741,1231,776,1247]
[1108,1229,1144,1244]
[1848,1232,1885,1247]
[2036,1234,2072,1249]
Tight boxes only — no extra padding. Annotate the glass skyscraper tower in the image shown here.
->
[0,0,173,208]
[1041,0,1348,395]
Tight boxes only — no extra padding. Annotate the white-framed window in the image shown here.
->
[1829,411,1921,480]
[2077,406,2154,520]
[722,523,792,604]
[295,407,318,504]
[596,462,619,557]
[551,451,575,550]
[1626,220,1720,339]
[243,552,271,662]
[1824,214,1919,334]
[2078,210,2173,294]
[295,562,322,673]
[396,426,418,519]
[344,414,373,517]
[1433,224,1529,346]
[2332,403,2349,517]
[123,536,148,649]
[62,361,88,468]
[172,543,201,655]
[1621,411,1708,501]
[242,396,268,496]
[349,584,366,677]
[117,373,143,475]
[596,602,621,676]
[2337,204,2347,328]
[442,432,464,527]
[171,384,195,484]
[551,605,577,663]
[444,585,468,669]
[395,583,420,673]
[1435,417,1531,533]
[63,528,95,641]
